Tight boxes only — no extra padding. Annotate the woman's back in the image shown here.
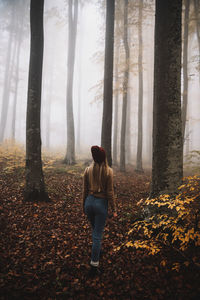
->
[82,145,117,273]
[83,162,116,212]
[87,162,110,192]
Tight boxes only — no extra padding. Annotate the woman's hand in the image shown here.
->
[113,212,117,218]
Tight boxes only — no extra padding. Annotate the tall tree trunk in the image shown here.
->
[151,0,183,197]
[101,0,115,166]
[11,38,21,141]
[24,0,49,202]
[64,0,78,165]
[46,77,53,149]
[185,118,190,157]
[0,4,15,142]
[45,46,55,150]
[193,0,200,79]
[76,74,81,154]
[146,17,154,168]
[135,0,144,173]
[182,0,190,142]
[126,92,131,164]
[76,9,83,155]
[120,0,129,172]
[113,41,119,165]
[12,1,25,141]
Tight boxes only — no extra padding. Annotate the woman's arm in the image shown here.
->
[82,168,89,213]
[106,168,117,213]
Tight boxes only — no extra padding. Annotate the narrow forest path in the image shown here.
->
[0,163,199,299]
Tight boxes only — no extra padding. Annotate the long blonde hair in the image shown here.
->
[88,158,109,192]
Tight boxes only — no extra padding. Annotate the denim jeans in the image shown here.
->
[84,195,108,263]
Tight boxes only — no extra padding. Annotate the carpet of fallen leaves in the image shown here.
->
[0,160,200,300]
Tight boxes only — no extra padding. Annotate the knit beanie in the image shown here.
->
[91,145,106,164]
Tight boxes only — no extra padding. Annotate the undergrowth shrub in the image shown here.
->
[116,175,200,270]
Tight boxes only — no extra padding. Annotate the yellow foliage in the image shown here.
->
[126,241,134,247]
[116,175,200,270]
[160,260,166,267]
[172,263,180,272]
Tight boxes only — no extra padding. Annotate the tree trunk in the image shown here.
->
[151,0,183,197]
[24,0,49,202]
[193,0,200,79]
[76,72,81,154]
[185,118,190,157]
[182,0,190,142]
[120,0,129,172]
[135,0,144,173]
[146,17,154,168]
[126,92,131,164]
[11,38,21,141]
[64,0,78,165]
[76,9,83,155]
[12,1,25,141]
[113,41,119,165]
[45,47,55,150]
[0,4,15,143]
[101,0,115,166]
[46,77,53,150]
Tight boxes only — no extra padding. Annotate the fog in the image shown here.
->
[0,0,200,166]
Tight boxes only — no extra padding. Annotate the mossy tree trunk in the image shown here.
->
[151,0,183,197]
[101,0,115,166]
[25,0,49,202]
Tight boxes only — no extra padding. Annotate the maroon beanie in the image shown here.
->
[91,145,106,164]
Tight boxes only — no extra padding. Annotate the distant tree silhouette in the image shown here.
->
[135,0,144,173]
[0,3,15,143]
[64,0,78,165]
[120,0,129,171]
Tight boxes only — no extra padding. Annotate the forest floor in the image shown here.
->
[0,150,200,299]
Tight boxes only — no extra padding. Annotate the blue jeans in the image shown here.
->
[84,195,108,263]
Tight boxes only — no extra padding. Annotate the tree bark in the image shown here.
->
[185,117,190,157]
[64,0,78,165]
[146,17,154,168]
[182,0,190,142]
[45,76,53,149]
[113,40,119,166]
[135,0,144,173]
[24,0,49,202]
[120,0,129,172]
[193,0,200,80]
[101,0,115,166]
[76,70,81,154]
[76,7,83,155]
[126,92,131,164]
[151,0,183,197]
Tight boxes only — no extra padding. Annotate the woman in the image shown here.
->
[83,145,117,275]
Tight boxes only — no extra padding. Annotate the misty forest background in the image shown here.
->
[1,0,200,172]
[0,0,200,299]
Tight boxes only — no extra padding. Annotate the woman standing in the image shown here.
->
[83,145,117,274]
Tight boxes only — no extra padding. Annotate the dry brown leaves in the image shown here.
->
[0,162,199,299]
